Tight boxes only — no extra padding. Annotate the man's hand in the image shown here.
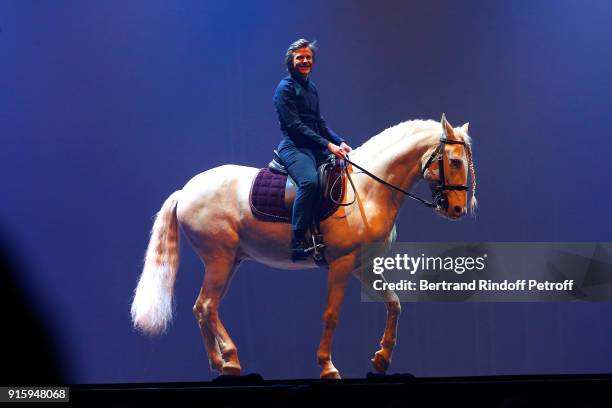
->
[327,143,348,160]
[340,142,352,155]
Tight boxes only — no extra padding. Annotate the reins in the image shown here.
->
[332,157,436,208]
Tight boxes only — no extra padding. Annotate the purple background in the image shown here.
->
[1,0,612,383]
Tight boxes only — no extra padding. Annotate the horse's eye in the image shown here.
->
[450,159,462,168]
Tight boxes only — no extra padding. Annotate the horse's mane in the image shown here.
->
[353,120,429,157]
[353,119,471,158]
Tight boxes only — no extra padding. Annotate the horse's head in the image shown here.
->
[421,114,477,220]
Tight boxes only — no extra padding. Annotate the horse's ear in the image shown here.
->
[461,122,470,134]
[441,113,456,140]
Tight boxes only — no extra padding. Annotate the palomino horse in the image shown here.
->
[131,115,477,379]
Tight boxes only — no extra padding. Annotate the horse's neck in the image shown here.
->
[351,123,440,214]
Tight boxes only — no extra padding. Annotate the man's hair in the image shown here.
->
[285,38,317,72]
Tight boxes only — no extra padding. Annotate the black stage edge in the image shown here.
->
[69,373,612,407]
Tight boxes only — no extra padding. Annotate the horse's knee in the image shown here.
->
[322,310,339,330]
[387,300,401,317]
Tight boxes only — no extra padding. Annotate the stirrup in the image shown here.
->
[291,240,326,262]
[310,233,326,262]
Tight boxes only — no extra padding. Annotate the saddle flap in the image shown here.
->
[318,155,337,204]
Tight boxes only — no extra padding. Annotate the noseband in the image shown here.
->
[420,137,469,210]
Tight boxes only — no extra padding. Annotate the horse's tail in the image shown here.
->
[131,190,182,335]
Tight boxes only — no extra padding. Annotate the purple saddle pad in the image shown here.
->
[249,166,345,223]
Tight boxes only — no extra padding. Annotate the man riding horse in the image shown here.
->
[131,38,477,379]
[273,39,353,261]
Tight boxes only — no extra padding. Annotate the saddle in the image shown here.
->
[249,150,347,264]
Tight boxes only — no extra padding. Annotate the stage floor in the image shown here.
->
[70,373,611,406]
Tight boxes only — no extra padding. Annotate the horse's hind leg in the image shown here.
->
[193,252,242,376]
[193,260,240,374]
[193,290,224,373]
[317,255,355,379]
[353,269,401,374]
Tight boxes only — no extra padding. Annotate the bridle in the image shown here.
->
[334,136,469,211]
[420,137,469,211]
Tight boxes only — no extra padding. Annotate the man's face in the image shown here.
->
[292,47,313,76]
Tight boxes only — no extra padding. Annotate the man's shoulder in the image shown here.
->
[277,75,294,87]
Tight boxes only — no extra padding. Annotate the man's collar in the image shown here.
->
[290,70,310,85]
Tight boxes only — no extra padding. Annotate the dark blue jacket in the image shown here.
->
[274,73,345,153]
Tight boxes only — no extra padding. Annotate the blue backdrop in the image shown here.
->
[1,0,611,383]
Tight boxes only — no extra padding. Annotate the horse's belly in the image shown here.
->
[236,212,319,270]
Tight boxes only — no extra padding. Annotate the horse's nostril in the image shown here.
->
[454,206,462,214]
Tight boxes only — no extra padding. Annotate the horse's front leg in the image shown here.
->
[317,254,355,379]
[353,269,401,374]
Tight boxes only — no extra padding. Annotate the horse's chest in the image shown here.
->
[346,205,397,243]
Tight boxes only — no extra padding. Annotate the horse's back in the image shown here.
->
[176,164,258,235]
[181,164,257,196]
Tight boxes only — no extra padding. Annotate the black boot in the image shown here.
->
[291,239,311,262]
[291,229,310,262]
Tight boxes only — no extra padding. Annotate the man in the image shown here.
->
[273,39,352,261]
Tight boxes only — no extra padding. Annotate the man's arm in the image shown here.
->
[317,100,352,159]
[274,83,329,149]
[318,115,345,146]
[319,114,352,159]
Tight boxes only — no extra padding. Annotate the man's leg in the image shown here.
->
[278,147,319,261]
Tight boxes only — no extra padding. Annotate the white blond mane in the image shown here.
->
[353,119,471,157]
[352,120,431,157]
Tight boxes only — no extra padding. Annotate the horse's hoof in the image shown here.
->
[371,351,390,373]
[320,370,341,380]
[221,362,242,376]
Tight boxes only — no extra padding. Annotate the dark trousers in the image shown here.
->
[277,145,328,232]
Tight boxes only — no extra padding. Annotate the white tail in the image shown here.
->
[131,190,182,335]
